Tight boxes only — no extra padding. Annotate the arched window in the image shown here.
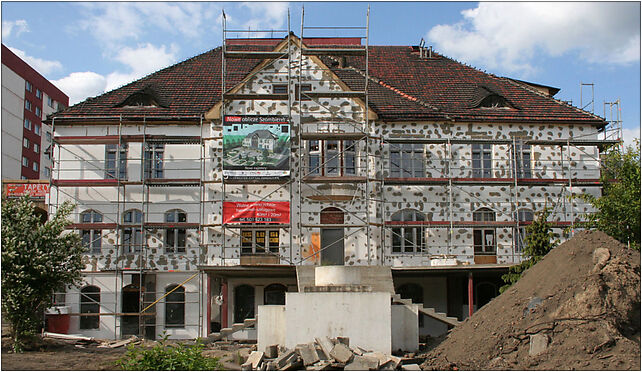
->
[80,210,103,253]
[165,210,187,253]
[264,283,287,305]
[234,285,255,323]
[122,209,143,253]
[391,210,426,254]
[479,94,510,109]
[515,209,534,254]
[396,283,424,327]
[165,285,185,328]
[473,208,496,255]
[80,286,100,329]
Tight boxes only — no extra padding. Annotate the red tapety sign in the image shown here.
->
[223,201,290,224]
[6,183,49,198]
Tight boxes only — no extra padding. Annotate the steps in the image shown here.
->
[208,317,257,342]
[391,294,461,327]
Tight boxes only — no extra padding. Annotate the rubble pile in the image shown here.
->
[421,231,641,370]
[241,337,422,371]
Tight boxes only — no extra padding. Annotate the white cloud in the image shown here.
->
[621,127,641,149]
[226,2,288,37]
[7,47,63,75]
[427,3,640,76]
[2,19,29,39]
[53,72,107,105]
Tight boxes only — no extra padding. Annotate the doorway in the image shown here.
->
[121,284,140,337]
[320,207,344,265]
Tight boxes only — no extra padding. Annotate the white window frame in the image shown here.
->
[473,208,496,255]
[122,209,143,253]
[34,143,39,153]
[472,144,492,178]
[22,156,29,167]
[80,210,103,254]
[33,162,38,172]
[24,118,32,130]
[34,124,41,135]
[306,140,356,177]
[165,209,187,253]
[390,143,425,177]
[240,227,280,254]
[23,138,30,148]
[391,210,426,254]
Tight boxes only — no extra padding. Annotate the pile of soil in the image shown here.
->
[421,230,641,370]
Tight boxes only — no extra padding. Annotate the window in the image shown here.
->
[80,286,100,329]
[515,209,534,254]
[25,100,32,111]
[34,124,41,135]
[264,283,287,305]
[472,144,492,178]
[144,143,164,179]
[234,285,255,323]
[273,84,288,94]
[23,138,30,148]
[295,83,312,100]
[105,144,127,179]
[57,102,65,111]
[33,162,39,172]
[22,156,29,167]
[24,118,32,130]
[473,208,496,255]
[306,140,356,176]
[479,94,509,108]
[35,89,42,99]
[514,143,532,178]
[390,143,424,177]
[391,210,426,253]
[122,209,143,253]
[165,285,185,328]
[240,227,279,254]
[48,97,55,108]
[44,166,50,178]
[35,106,41,118]
[25,81,32,92]
[165,210,186,253]
[45,132,52,142]
[52,286,66,306]
[34,143,39,153]
[80,210,103,253]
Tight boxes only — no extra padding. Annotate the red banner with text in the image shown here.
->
[5,183,49,199]
[223,201,290,224]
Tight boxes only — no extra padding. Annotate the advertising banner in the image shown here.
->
[222,115,290,180]
[5,183,49,199]
[223,201,290,224]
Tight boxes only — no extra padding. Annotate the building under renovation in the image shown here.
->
[45,15,618,342]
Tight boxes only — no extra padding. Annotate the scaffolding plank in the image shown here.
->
[224,51,287,59]
[52,179,119,187]
[223,93,289,100]
[302,48,366,56]
[304,91,366,99]
[301,132,367,140]
[302,176,367,183]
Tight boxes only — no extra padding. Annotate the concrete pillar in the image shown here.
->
[221,280,228,328]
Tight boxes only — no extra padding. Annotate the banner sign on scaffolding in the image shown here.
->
[222,115,290,180]
[5,183,49,199]
[223,201,290,224]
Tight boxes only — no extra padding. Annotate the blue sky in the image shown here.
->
[2,2,640,144]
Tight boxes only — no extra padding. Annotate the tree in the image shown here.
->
[1,197,85,352]
[500,208,559,293]
[579,141,640,250]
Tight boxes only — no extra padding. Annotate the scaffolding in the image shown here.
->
[49,115,206,339]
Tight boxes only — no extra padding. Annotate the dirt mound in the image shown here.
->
[421,230,641,370]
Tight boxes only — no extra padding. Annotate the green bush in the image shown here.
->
[117,335,222,371]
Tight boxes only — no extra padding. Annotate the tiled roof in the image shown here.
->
[51,40,605,126]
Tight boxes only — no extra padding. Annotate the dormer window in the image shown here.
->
[479,94,510,109]
[121,92,159,107]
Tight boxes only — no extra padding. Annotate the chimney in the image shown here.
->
[338,56,346,68]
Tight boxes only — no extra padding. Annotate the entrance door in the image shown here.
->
[121,284,140,337]
[320,208,344,265]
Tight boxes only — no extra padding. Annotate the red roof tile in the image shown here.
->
[51,40,606,127]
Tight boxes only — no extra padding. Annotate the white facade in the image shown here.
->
[1,64,25,179]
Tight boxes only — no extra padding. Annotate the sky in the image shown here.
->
[2,2,640,145]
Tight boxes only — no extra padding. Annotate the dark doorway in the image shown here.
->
[264,283,287,305]
[234,285,255,323]
[476,282,497,309]
[121,284,140,337]
[397,283,425,327]
[320,207,344,265]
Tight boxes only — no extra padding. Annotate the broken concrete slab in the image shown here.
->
[243,351,264,370]
[265,344,279,358]
[306,361,333,371]
[315,345,329,360]
[329,342,354,364]
[315,337,334,360]
[363,351,389,366]
[401,364,421,370]
[350,346,363,356]
[296,343,320,366]
[344,355,380,370]
[529,333,549,356]
[275,349,297,369]
[336,336,350,347]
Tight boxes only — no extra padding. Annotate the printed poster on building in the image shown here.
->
[223,115,290,180]
[4,183,49,199]
[223,201,290,224]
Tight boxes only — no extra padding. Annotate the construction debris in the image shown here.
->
[242,337,422,371]
[97,335,140,349]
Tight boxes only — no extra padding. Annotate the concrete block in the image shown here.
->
[330,342,354,364]
[244,351,265,370]
[257,306,286,354]
[306,361,332,371]
[296,343,320,366]
[363,351,389,366]
[275,349,297,369]
[350,346,363,356]
[345,355,380,370]
[336,336,349,347]
[315,345,328,360]
[529,333,549,356]
[265,344,279,359]
[266,361,277,370]
[401,364,421,370]
[315,337,334,360]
